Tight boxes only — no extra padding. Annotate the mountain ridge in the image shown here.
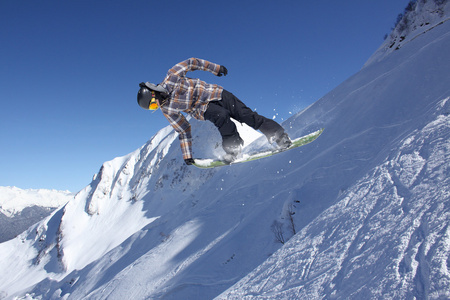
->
[0,186,72,243]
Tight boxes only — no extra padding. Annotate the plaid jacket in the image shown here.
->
[159,58,224,159]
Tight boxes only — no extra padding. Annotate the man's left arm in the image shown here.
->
[169,57,222,77]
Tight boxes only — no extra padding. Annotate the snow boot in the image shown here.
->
[222,135,244,162]
[275,132,292,149]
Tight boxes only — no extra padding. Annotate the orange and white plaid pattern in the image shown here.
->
[159,58,224,159]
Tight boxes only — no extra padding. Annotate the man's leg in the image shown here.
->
[204,100,243,155]
[220,90,290,146]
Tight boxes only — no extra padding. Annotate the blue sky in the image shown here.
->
[0,0,410,192]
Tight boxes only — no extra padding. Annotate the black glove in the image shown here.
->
[184,158,195,165]
[217,65,228,77]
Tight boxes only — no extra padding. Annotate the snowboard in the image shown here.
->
[193,128,324,169]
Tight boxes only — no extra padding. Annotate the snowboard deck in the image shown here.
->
[193,128,324,169]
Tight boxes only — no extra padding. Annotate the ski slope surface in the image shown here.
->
[0,1,449,299]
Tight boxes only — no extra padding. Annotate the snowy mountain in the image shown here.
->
[1,1,449,299]
[0,187,72,243]
[365,0,449,66]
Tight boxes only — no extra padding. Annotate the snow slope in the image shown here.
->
[0,1,449,299]
[0,187,72,243]
[217,102,450,299]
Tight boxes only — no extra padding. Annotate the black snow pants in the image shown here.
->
[204,89,285,150]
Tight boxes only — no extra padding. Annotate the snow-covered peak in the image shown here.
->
[365,0,450,67]
[0,186,72,218]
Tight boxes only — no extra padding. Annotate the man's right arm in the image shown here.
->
[161,110,193,160]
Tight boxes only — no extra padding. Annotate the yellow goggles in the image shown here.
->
[149,91,158,110]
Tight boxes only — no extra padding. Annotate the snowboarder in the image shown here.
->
[137,57,292,165]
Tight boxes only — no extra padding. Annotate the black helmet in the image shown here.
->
[137,86,152,110]
[137,82,168,110]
